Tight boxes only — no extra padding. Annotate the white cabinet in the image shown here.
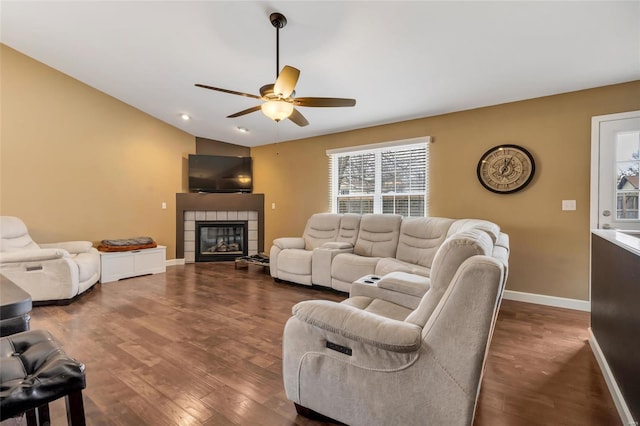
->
[100,246,166,283]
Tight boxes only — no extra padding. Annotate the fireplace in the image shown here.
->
[176,193,264,263]
[196,221,248,262]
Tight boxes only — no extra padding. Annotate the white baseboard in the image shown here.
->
[588,328,637,426]
[502,290,590,312]
[166,258,185,266]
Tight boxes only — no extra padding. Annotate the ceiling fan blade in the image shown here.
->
[288,108,309,127]
[293,97,356,107]
[273,66,300,98]
[195,84,261,100]
[227,105,262,118]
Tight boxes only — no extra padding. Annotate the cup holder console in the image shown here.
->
[355,275,381,285]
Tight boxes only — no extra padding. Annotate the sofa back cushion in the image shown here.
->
[447,219,500,243]
[303,213,343,250]
[405,229,494,327]
[395,217,456,268]
[0,216,40,251]
[336,214,361,246]
[354,214,402,258]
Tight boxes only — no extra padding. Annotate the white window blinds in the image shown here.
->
[328,137,430,216]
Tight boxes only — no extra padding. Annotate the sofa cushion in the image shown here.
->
[377,272,430,297]
[279,249,314,276]
[395,217,455,269]
[303,214,343,250]
[331,253,380,285]
[342,296,413,321]
[447,219,500,243]
[374,258,430,277]
[353,214,402,258]
[0,217,40,251]
[405,229,494,327]
[72,251,100,284]
[336,214,361,245]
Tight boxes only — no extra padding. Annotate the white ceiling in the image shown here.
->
[1,1,639,147]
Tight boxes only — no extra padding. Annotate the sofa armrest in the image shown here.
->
[320,242,353,250]
[0,248,69,264]
[377,272,430,297]
[272,237,305,250]
[311,245,354,287]
[293,300,422,352]
[40,241,93,254]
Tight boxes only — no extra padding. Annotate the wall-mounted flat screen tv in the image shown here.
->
[188,155,253,193]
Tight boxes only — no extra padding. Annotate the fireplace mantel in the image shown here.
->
[176,193,264,260]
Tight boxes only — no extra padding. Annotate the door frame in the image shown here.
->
[590,110,640,229]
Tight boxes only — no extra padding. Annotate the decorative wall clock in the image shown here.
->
[477,144,535,194]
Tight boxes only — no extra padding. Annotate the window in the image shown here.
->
[615,130,640,220]
[327,137,430,217]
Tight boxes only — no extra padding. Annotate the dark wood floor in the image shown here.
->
[2,263,620,425]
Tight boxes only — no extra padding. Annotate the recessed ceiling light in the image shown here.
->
[180,113,191,121]
[236,126,249,133]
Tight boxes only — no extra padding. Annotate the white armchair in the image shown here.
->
[0,216,100,304]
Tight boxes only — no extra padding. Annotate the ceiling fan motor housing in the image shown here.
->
[270,13,287,29]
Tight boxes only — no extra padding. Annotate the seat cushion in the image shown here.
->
[331,253,380,285]
[279,249,313,275]
[342,296,413,321]
[72,251,100,283]
[374,258,430,278]
[0,330,85,420]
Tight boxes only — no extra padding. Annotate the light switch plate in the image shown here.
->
[562,200,576,211]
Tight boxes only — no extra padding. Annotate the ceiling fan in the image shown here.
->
[195,12,356,127]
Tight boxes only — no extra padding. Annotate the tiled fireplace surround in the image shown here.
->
[175,193,265,262]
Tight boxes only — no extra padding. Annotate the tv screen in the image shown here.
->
[188,155,253,193]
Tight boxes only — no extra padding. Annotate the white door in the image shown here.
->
[591,111,640,230]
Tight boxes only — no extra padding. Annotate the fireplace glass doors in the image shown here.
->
[195,221,248,262]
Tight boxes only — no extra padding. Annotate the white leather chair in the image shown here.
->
[0,216,100,304]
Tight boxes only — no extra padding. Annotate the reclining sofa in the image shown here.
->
[279,214,510,425]
[270,213,509,293]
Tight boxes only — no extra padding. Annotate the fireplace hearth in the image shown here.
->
[196,221,248,262]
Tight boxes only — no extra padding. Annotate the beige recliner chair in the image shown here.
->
[282,228,508,426]
[0,216,100,304]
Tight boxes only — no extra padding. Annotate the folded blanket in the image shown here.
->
[100,236,155,246]
[97,242,157,252]
[97,236,157,252]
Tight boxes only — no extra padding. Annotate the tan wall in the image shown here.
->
[0,44,195,258]
[252,80,640,301]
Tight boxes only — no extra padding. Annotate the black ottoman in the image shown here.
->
[0,330,86,425]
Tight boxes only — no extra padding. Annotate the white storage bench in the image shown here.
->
[99,245,166,283]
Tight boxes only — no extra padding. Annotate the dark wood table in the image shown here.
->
[0,275,32,336]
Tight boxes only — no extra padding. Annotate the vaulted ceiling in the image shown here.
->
[2,1,639,147]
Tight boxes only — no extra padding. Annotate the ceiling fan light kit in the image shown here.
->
[261,99,293,122]
[195,12,355,127]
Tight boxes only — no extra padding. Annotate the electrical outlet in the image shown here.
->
[161,202,167,209]
[271,203,276,210]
